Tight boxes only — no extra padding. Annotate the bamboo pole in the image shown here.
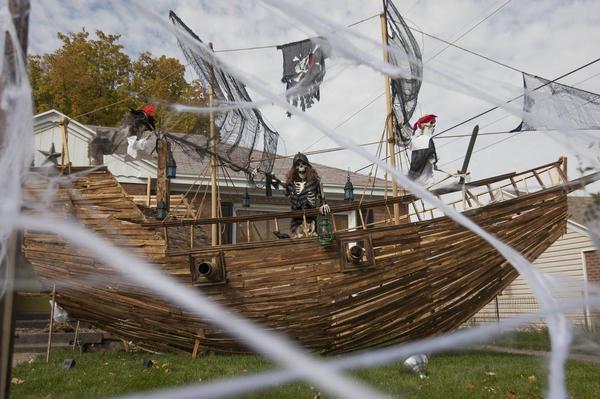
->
[60,117,70,166]
[46,284,56,363]
[156,138,170,211]
[72,321,80,351]
[209,42,218,246]
[380,10,400,224]
[146,176,152,207]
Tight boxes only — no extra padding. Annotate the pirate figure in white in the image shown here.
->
[408,114,438,185]
[285,153,331,238]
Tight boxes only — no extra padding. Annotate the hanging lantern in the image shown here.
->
[344,170,354,201]
[242,189,251,208]
[317,219,333,245]
[156,200,167,220]
[166,145,177,179]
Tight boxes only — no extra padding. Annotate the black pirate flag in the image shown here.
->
[277,38,328,116]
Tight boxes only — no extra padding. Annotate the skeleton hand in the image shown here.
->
[319,204,331,215]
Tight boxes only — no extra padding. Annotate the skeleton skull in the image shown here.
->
[296,160,308,180]
[421,120,436,135]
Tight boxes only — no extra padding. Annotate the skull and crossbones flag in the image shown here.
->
[277,38,328,116]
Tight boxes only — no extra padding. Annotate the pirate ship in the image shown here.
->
[21,3,600,354]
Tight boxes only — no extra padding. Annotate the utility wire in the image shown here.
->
[214,13,380,53]
[423,0,513,64]
[301,92,385,152]
[353,57,600,174]
[408,24,521,73]
[433,57,600,138]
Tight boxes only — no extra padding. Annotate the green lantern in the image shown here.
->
[317,219,334,245]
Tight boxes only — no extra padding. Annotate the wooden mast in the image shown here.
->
[156,137,170,212]
[208,43,218,246]
[380,2,400,224]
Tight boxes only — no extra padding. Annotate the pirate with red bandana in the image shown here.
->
[123,105,157,159]
[409,114,438,184]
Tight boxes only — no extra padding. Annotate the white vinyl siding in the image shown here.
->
[470,221,593,326]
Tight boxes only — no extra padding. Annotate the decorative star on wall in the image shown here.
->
[38,142,61,165]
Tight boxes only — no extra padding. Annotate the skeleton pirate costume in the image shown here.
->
[123,105,157,159]
[408,114,438,185]
[284,152,330,237]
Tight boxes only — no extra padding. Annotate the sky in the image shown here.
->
[28,0,600,189]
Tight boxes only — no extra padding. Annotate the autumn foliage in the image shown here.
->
[29,29,208,133]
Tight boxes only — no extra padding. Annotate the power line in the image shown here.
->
[433,57,600,138]
[213,13,380,53]
[423,0,513,65]
[353,58,600,174]
[301,92,384,152]
[407,24,521,73]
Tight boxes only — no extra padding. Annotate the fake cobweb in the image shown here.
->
[2,1,600,399]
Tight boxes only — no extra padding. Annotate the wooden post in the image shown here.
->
[46,284,56,363]
[208,43,218,246]
[59,117,70,166]
[380,10,400,224]
[72,321,80,351]
[561,156,568,181]
[192,337,201,358]
[146,176,152,207]
[156,137,170,211]
[1,3,30,396]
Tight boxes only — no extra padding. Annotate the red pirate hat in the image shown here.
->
[412,114,437,131]
[142,105,157,117]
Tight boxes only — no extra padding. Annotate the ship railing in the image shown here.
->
[121,158,573,250]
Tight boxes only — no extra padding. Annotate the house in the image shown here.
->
[33,109,390,243]
[470,196,600,331]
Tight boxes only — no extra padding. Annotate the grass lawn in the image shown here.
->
[10,349,600,398]
[488,328,600,355]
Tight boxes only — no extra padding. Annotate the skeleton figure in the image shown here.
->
[408,114,438,185]
[122,105,157,159]
[284,152,331,238]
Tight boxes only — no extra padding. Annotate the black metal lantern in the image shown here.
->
[166,145,177,179]
[156,200,167,220]
[344,171,354,201]
[242,189,251,208]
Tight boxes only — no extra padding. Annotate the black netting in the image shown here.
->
[385,0,422,144]
[169,11,279,186]
[514,73,600,132]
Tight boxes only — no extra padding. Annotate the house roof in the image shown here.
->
[88,126,386,188]
[567,196,597,226]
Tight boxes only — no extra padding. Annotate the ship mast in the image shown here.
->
[380,1,400,224]
[208,42,218,246]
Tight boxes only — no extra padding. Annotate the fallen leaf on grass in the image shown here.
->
[484,386,497,393]
[485,371,497,376]
[528,375,537,383]
[11,377,24,385]
[505,390,516,398]
[465,383,475,390]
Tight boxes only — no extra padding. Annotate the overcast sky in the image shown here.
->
[28,0,600,189]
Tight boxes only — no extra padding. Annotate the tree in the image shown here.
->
[30,30,131,125]
[28,29,209,132]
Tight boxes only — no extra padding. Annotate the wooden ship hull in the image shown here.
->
[22,160,573,354]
